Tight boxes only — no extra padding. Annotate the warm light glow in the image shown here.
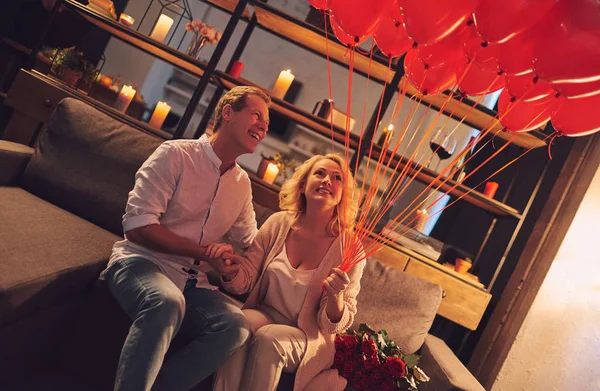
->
[119,13,135,27]
[262,162,279,184]
[148,101,171,129]
[150,14,174,42]
[272,69,295,99]
[114,85,136,113]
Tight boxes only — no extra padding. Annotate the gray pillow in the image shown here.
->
[352,259,443,354]
[21,98,163,235]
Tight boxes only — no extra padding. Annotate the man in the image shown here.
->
[101,86,271,391]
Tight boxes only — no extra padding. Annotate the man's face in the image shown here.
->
[223,94,270,154]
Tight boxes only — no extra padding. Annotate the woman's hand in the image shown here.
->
[205,242,233,260]
[323,268,351,297]
[323,268,350,323]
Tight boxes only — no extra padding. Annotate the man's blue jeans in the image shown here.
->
[104,257,250,391]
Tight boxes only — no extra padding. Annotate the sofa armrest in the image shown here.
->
[0,140,34,186]
[418,334,485,391]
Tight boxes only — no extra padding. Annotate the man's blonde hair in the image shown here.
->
[213,86,271,131]
[279,154,359,236]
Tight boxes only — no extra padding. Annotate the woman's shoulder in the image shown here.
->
[258,211,296,233]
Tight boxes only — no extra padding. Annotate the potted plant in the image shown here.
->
[454,257,472,275]
[50,47,97,90]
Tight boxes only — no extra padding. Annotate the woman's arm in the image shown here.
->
[318,257,367,335]
[220,213,279,295]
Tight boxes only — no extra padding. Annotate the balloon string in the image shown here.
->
[547,131,560,160]
[322,10,336,152]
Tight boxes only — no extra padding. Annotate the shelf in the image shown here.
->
[251,1,395,84]
[369,143,523,219]
[203,0,251,19]
[399,77,547,150]
[32,70,172,139]
[215,71,360,149]
[64,0,210,80]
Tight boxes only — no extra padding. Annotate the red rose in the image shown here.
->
[364,352,380,370]
[336,335,360,353]
[381,379,398,391]
[371,365,386,384]
[361,338,378,356]
[351,370,366,389]
[342,360,354,377]
[385,356,406,378]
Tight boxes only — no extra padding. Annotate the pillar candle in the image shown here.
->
[262,162,279,184]
[271,69,294,99]
[150,14,174,42]
[148,101,171,129]
[114,85,136,113]
[229,60,245,79]
[415,209,428,233]
[484,181,499,198]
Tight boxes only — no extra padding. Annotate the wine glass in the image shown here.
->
[428,128,457,172]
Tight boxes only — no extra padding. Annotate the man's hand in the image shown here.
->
[205,242,234,259]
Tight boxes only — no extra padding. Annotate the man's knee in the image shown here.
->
[216,308,250,349]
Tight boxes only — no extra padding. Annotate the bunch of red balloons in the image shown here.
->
[309,0,600,137]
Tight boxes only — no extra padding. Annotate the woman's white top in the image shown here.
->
[259,245,316,324]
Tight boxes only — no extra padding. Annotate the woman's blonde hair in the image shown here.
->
[279,154,359,236]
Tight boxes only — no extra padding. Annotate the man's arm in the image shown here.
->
[126,224,208,261]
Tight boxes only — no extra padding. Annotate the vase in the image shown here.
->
[186,38,207,59]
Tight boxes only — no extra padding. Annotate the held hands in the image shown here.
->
[323,268,351,297]
[203,243,243,281]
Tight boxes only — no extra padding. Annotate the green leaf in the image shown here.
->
[397,377,412,389]
[403,354,420,369]
[358,323,376,336]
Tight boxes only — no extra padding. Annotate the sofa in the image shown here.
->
[0,98,485,391]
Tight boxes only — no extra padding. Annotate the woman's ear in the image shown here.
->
[299,181,305,194]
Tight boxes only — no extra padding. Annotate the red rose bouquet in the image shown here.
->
[333,324,430,390]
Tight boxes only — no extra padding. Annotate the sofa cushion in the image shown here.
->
[0,187,120,327]
[352,259,443,354]
[20,98,163,235]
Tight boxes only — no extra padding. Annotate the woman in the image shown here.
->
[214,154,366,391]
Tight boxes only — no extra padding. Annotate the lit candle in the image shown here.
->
[114,85,136,113]
[484,181,499,199]
[148,101,171,129]
[150,14,174,42]
[378,124,394,145]
[119,13,135,27]
[271,69,295,99]
[262,162,279,184]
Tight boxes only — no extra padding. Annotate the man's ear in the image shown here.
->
[222,104,233,121]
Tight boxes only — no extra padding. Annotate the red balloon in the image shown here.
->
[404,49,456,95]
[498,89,554,132]
[553,80,600,100]
[329,15,368,47]
[308,0,328,10]
[418,30,464,68]
[389,0,404,24]
[551,94,600,136]
[329,0,391,39]
[374,14,413,58]
[398,0,480,45]
[462,24,501,72]
[505,72,554,103]
[494,30,535,76]
[533,0,600,84]
[474,0,557,44]
[456,60,504,96]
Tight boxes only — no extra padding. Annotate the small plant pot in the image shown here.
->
[454,259,472,275]
[60,69,83,88]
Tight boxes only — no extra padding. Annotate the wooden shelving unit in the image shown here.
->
[251,1,394,83]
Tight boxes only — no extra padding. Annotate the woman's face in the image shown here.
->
[303,159,345,210]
